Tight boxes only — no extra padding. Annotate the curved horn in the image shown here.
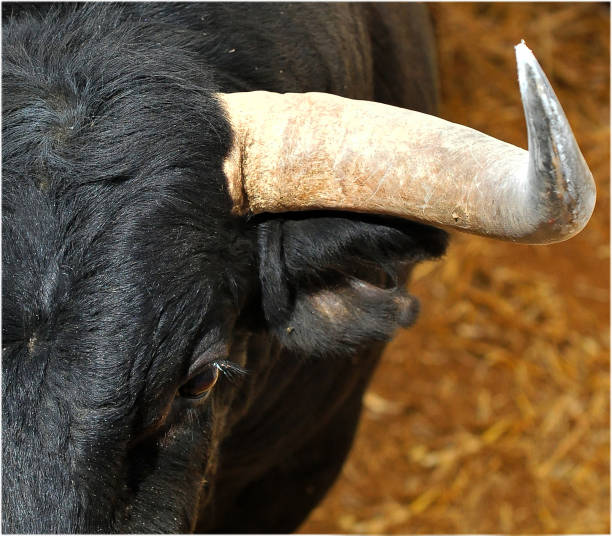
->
[219,42,595,244]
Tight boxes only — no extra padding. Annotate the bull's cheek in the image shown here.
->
[128,333,251,527]
[122,417,216,529]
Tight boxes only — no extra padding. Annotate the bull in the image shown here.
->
[1,3,595,533]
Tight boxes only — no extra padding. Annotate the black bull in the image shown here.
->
[2,2,571,533]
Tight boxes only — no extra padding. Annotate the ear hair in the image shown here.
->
[256,213,448,357]
[257,219,292,328]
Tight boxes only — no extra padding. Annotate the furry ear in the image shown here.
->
[256,213,448,356]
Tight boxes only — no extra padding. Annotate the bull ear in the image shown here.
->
[256,214,448,357]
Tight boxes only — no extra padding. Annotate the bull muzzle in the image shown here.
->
[218,42,596,244]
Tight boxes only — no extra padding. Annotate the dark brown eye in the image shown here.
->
[179,365,220,400]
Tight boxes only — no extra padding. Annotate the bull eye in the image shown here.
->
[179,364,220,400]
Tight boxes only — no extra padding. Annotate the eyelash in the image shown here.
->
[213,360,247,382]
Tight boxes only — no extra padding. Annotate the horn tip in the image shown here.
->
[514,40,540,68]
[514,40,544,86]
[514,40,597,245]
[514,39,532,60]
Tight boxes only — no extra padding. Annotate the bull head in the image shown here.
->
[1,12,597,530]
[219,43,595,244]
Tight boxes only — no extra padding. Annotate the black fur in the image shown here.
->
[2,3,447,533]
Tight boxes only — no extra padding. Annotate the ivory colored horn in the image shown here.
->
[219,42,595,244]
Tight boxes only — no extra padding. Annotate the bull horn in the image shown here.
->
[219,42,595,244]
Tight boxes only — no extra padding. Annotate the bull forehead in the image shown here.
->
[3,183,246,382]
